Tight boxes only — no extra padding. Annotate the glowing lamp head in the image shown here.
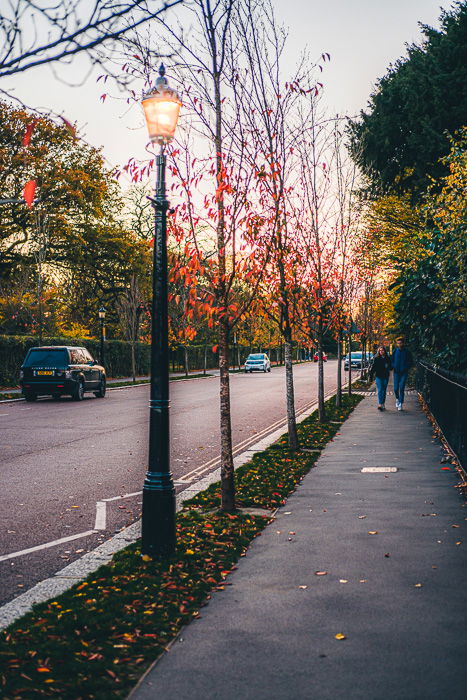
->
[98,306,106,320]
[141,64,182,145]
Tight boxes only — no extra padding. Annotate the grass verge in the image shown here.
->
[0,392,362,699]
[0,392,19,401]
[109,374,214,386]
[170,373,213,381]
[107,379,150,389]
[0,374,214,400]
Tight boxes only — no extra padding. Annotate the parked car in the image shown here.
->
[344,351,373,371]
[20,346,106,401]
[244,353,271,373]
[313,351,327,362]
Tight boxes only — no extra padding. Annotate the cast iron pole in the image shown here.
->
[141,147,176,557]
[100,319,105,365]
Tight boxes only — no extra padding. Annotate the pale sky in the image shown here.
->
[7,0,450,181]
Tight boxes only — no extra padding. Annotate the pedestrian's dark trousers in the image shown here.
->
[393,372,408,405]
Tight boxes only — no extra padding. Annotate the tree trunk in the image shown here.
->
[336,330,342,408]
[184,345,189,377]
[37,263,43,346]
[317,332,326,422]
[284,339,299,449]
[131,339,136,383]
[219,320,235,511]
[348,334,352,395]
[203,342,207,376]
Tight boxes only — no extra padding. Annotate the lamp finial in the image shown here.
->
[155,63,169,93]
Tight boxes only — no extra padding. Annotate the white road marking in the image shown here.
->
[0,531,96,562]
[94,492,143,530]
[0,413,9,416]
[94,502,107,530]
[102,491,141,503]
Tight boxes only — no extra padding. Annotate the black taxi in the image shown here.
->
[19,346,106,401]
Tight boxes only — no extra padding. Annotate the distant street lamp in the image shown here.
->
[141,64,182,558]
[98,306,106,366]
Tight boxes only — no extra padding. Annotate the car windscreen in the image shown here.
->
[24,349,69,367]
[248,354,265,360]
[351,353,362,358]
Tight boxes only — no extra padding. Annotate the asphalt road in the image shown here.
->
[0,361,341,605]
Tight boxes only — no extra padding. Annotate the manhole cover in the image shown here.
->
[361,467,398,473]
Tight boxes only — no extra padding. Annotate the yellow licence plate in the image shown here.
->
[37,370,54,375]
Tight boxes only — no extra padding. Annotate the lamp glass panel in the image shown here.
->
[142,97,181,144]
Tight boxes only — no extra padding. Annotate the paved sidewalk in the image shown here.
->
[131,392,467,700]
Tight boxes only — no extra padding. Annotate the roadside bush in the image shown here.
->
[0,335,308,387]
[0,336,152,387]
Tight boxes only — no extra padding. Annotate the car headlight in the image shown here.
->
[19,369,24,379]
[65,370,73,378]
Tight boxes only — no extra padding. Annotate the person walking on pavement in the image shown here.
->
[391,337,413,411]
[369,345,392,411]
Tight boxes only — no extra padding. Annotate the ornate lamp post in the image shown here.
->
[98,306,106,365]
[141,65,182,558]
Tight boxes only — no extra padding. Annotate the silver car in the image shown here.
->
[344,351,373,371]
[244,353,271,373]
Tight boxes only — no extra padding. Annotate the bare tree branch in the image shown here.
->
[0,0,185,99]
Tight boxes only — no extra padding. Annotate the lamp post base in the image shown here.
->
[141,475,176,558]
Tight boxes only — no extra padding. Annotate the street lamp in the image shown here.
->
[98,306,106,366]
[141,64,182,558]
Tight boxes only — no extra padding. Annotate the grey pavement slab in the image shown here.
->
[130,393,467,700]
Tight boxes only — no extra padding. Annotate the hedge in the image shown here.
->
[0,337,223,387]
[0,336,315,388]
[0,336,152,388]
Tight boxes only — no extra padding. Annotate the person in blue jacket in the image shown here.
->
[391,337,413,411]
